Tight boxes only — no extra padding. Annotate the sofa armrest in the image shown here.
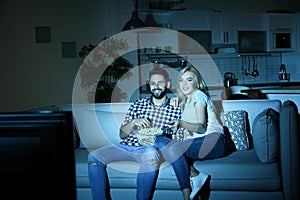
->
[280,100,300,200]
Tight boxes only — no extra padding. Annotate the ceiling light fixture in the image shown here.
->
[122,0,145,31]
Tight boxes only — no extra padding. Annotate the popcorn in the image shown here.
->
[136,128,163,146]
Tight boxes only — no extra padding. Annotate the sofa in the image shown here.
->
[69,99,299,200]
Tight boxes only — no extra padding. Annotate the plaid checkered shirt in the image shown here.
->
[120,97,182,146]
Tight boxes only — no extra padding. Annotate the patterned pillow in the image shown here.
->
[222,110,249,151]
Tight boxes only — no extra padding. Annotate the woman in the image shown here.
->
[166,66,225,200]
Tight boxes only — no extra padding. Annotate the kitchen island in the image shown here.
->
[240,83,300,113]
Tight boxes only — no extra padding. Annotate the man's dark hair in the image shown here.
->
[149,67,170,81]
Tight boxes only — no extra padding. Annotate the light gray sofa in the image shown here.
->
[70,99,299,200]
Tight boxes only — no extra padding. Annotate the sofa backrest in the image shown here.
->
[74,100,283,149]
[73,103,132,149]
[279,100,300,200]
[222,99,281,134]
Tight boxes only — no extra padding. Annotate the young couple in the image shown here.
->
[88,66,225,200]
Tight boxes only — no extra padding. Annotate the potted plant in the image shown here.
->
[78,37,133,103]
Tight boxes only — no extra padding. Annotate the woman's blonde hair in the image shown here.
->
[176,66,210,108]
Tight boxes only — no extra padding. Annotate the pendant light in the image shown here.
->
[122,0,145,31]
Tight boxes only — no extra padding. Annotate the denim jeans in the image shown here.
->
[88,144,160,200]
[154,133,225,190]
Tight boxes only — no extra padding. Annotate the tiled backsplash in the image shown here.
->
[213,53,291,86]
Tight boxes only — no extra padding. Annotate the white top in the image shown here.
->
[181,90,224,138]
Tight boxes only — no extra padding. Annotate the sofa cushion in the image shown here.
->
[222,110,249,151]
[252,108,279,163]
[107,162,180,190]
[72,103,132,149]
[75,148,181,190]
[193,149,281,191]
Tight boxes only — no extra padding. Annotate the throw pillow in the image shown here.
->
[252,108,279,163]
[222,110,249,151]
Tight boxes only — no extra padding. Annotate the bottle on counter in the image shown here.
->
[279,64,290,81]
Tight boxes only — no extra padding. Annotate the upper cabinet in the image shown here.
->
[268,13,297,31]
[236,13,267,31]
[171,11,210,30]
[210,12,237,44]
[137,11,299,53]
[267,13,297,52]
[139,10,210,30]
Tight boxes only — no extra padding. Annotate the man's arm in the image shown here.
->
[119,121,136,139]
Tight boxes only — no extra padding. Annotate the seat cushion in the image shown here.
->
[193,149,281,191]
[75,148,180,189]
[107,161,180,190]
[77,148,281,191]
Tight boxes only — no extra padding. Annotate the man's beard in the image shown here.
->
[151,87,167,99]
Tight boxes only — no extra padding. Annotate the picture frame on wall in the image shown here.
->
[61,42,77,58]
[35,26,51,43]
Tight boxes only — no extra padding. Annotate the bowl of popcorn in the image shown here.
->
[136,128,163,146]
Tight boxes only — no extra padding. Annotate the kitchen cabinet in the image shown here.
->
[236,13,267,31]
[208,88,224,101]
[210,12,237,44]
[139,10,210,31]
[267,13,297,52]
[170,10,210,30]
[268,13,297,31]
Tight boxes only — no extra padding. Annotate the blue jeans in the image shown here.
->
[88,144,160,200]
[154,133,225,190]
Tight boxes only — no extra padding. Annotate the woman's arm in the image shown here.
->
[180,120,206,134]
[180,101,207,133]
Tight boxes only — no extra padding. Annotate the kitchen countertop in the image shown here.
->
[241,82,300,95]
[242,86,300,94]
[242,81,300,88]
[208,82,300,100]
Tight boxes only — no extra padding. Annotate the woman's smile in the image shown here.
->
[179,71,196,96]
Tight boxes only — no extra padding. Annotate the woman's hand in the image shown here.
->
[170,97,179,107]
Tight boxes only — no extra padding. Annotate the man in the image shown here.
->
[88,67,181,200]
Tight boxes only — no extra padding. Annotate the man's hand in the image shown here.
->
[120,118,151,139]
[132,118,152,129]
[165,120,180,133]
